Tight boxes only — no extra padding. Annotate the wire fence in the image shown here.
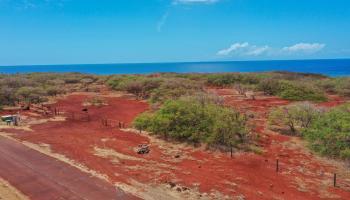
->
[100,118,127,129]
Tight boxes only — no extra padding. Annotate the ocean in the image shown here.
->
[1,59,350,77]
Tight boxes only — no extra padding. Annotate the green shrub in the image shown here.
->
[302,103,350,160]
[0,73,102,106]
[269,102,321,135]
[133,98,250,148]
[16,86,47,103]
[257,78,281,95]
[277,81,327,102]
[133,112,154,131]
[340,149,350,161]
[206,73,242,87]
[208,107,249,147]
[149,78,203,103]
[45,86,65,96]
[316,79,337,93]
[107,76,163,99]
[334,78,350,97]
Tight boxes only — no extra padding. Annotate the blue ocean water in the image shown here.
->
[1,59,350,77]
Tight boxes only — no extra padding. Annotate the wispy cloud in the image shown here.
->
[246,45,270,56]
[217,42,249,56]
[217,42,270,56]
[217,42,325,57]
[157,11,169,32]
[282,43,325,53]
[157,0,220,32]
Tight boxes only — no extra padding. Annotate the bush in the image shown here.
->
[45,86,65,96]
[269,102,321,135]
[206,73,242,87]
[277,81,327,102]
[258,79,327,102]
[206,73,262,87]
[257,78,280,95]
[258,79,327,101]
[107,76,163,99]
[208,107,249,147]
[149,78,203,103]
[16,87,46,104]
[302,103,350,160]
[133,112,154,132]
[316,79,337,93]
[334,78,350,97]
[0,87,17,106]
[133,98,250,148]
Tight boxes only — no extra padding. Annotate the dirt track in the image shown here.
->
[0,135,137,200]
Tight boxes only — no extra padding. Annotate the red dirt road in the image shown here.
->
[0,135,138,200]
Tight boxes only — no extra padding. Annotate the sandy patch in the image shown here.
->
[117,179,229,200]
[0,178,29,200]
[93,146,145,164]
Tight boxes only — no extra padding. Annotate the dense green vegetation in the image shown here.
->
[270,102,350,162]
[106,75,203,103]
[134,95,250,149]
[3,71,349,108]
[302,103,350,161]
[0,73,101,107]
[105,71,350,102]
[259,80,327,101]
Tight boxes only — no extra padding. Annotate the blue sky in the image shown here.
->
[0,0,350,65]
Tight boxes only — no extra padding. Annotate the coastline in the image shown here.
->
[1,58,350,77]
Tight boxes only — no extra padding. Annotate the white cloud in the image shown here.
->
[282,43,325,53]
[217,42,249,56]
[217,42,270,56]
[173,0,219,5]
[246,45,270,56]
[217,42,326,57]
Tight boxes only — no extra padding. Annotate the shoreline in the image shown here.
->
[1,59,350,77]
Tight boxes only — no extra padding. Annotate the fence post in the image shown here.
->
[230,146,233,158]
[334,173,337,187]
[276,159,279,172]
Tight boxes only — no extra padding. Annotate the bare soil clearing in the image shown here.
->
[1,91,350,199]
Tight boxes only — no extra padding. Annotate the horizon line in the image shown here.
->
[1,57,350,67]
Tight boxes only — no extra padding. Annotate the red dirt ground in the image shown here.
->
[318,95,346,108]
[2,91,350,199]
